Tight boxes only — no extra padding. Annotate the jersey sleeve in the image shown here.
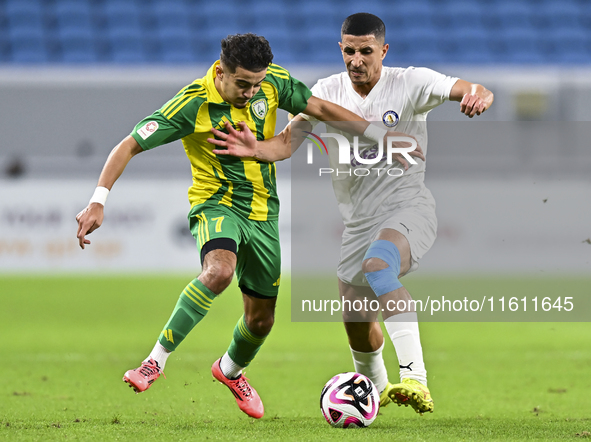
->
[130,88,204,151]
[297,81,325,128]
[403,67,458,115]
[276,74,313,115]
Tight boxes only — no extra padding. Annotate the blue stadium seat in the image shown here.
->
[5,0,45,15]
[8,27,48,63]
[58,27,98,63]
[102,1,143,30]
[532,0,582,30]
[446,28,495,64]
[6,2,45,31]
[267,40,298,66]
[553,51,591,64]
[393,3,437,35]
[0,0,588,65]
[106,27,147,63]
[302,44,342,64]
[434,1,486,31]
[580,2,591,29]
[157,27,194,64]
[53,1,94,31]
[0,22,9,63]
[500,28,546,63]
[548,27,590,64]
[287,1,342,33]
[394,27,445,65]
[249,1,290,31]
[198,2,243,38]
[491,1,535,30]
[152,1,190,29]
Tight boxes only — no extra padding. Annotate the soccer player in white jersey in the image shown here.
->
[209,13,493,415]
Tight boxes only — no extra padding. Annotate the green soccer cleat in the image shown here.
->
[379,382,394,408]
[388,378,434,415]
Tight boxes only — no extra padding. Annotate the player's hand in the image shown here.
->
[460,93,488,118]
[209,121,258,158]
[75,203,104,249]
[384,131,425,171]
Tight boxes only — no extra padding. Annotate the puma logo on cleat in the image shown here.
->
[400,362,413,371]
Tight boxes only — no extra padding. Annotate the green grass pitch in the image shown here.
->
[1,275,590,441]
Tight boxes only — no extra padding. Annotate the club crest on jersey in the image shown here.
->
[252,99,268,119]
[382,110,399,128]
[137,121,159,140]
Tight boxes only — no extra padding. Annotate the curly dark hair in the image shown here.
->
[220,33,274,73]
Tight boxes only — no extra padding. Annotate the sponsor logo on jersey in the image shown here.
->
[382,110,399,128]
[138,121,159,140]
[252,99,268,119]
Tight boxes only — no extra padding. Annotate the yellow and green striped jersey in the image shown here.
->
[130,61,312,221]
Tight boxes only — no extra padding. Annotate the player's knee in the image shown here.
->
[201,262,234,294]
[342,318,374,335]
[342,303,376,322]
[245,313,274,336]
[362,257,388,274]
[363,240,403,297]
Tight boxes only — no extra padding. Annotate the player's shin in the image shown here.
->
[362,240,427,385]
[350,341,389,393]
[223,315,268,379]
[158,278,216,354]
[384,312,427,385]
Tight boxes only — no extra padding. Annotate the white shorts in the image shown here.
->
[337,191,437,287]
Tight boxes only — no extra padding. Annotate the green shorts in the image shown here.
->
[188,204,281,298]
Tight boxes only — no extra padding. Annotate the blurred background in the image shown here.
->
[0,0,590,277]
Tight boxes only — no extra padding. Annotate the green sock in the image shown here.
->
[158,278,216,351]
[227,315,268,367]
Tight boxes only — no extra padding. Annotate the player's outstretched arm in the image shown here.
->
[76,135,143,249]
[209,121,291,162]
[303,96,425,169]
[209,96,425,168]
[209,118,314,162]
[302,96,370,135]
[450,79,494,118]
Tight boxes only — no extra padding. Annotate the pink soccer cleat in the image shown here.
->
[123,358,165,393]
[211,358,264,419]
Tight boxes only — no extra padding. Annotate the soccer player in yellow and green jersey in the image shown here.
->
[75,33,387,419]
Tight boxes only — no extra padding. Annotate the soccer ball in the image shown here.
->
[320,372,380,428]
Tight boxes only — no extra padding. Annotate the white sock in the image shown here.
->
[384,312,427,386]
[220,352,244,379]
[145,341,171,370]
[350,341,389,393]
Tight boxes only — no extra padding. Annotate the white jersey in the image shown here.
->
[303,66,458,229]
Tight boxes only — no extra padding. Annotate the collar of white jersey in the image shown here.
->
[344,67,388,106]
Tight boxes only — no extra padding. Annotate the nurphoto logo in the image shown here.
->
[303,132,418,177]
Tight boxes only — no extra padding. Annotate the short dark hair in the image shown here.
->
[341,13,386,43]
[220,33,274,73]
